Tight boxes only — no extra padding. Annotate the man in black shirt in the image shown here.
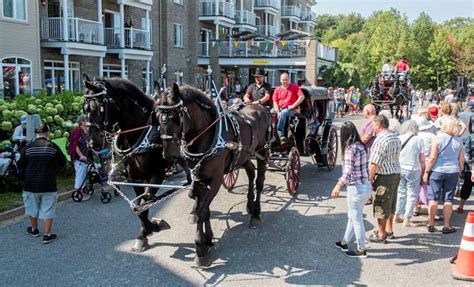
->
[18,124,67,244]
[243,68,272,107]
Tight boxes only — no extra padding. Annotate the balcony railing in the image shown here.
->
[257,25,277,36]
[41,17,103,44]
[198,40,306,58]
[301,10,316,22]
[104,27,150,50]
[282,5,301,18]
[318,43,337,62]
[254,0,280,10]
[199,0,235,19]
[236,10,256,26]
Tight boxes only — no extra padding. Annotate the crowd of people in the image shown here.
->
[328,86,363,118]
[332,98,473,258]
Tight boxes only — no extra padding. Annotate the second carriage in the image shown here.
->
[223,86,338,197]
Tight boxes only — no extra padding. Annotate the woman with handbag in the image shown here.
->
[423,117,464,234]
[394,120,425,227]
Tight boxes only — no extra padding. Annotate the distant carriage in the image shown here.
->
[223,86,338,197]
[370,71,412,120]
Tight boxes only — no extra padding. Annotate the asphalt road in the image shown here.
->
[0,115,472,286]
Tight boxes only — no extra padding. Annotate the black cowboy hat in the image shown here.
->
[251,68,266,77]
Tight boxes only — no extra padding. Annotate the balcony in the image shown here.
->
[199,0,235,21]
[257,25,278,36]
[300,10,316,22]
[281,5,301,20]
[236,10,257,27]
[41,17,103,45]
[104,27,150,50]
[198,40,306,58]
[318,43,337,62]
[254,0,280,11]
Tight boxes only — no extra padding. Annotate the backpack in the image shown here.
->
[66,128,83,161]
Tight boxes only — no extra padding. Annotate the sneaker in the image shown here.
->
[346,249,368,258]
[81,194,91,201]
[43,234,57,244]
[26,227,40,237]
[335,241,348,252]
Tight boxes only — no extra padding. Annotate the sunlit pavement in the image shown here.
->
[0,112,472,286]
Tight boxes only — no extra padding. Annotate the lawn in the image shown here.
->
[0,173,75,213]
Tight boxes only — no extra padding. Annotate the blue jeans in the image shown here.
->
[343,182,372,249]
[395,169,420,219]
[277,108,295,138]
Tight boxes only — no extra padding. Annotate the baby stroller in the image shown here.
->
[72,148,113,204]
[0,150,23,192]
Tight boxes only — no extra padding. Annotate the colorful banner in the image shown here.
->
[233,40,239,48]
[281,40,287,48]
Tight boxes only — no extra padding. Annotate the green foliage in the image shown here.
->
[315,9,472,89]
[0,92,84,140]
[320,63,360,88]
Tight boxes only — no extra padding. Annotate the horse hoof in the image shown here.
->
[194,253,212,267]
[189,213,198,224]
[249,217,262,229]
[131,238,149,253]
[152,218,171,232]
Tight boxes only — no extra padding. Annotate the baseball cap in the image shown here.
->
[428,105,439,119]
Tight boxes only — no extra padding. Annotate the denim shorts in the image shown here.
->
[428,171,458,203]
[23,191,58,219]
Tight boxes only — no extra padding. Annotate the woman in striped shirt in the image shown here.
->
[332,122,371,258]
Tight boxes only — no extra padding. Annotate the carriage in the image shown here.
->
[223,86,338,197]
[369,71,412,119]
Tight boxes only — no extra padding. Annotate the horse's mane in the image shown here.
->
[176,85,216,112]
[100,78,154,109]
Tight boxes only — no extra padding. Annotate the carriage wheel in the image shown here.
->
[223,169,239,190]
[100,192,112,204]
[286,147,301,197]
[327,127,338,171]
[72,190,83,202]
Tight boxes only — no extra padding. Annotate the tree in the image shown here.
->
[313,14,338,39]
[427,30,456,89]
[322,13,365,44]
[319,63,360,88]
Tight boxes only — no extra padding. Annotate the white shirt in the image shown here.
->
[445,93,455,103]
[418,131,435,160]
[399,133,424,171]
[382,63,394,74]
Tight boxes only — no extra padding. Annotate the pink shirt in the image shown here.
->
[362,119,376,149]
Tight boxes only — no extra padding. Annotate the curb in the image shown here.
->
[0,189,76,222]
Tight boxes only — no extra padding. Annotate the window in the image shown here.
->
[44,61,80,94]
[0,57,32,98]
[173,0,184,5]
[103,64,128,79]
[174,23,183,47]
[2,0,26,21]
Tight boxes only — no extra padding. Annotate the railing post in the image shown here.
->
[75,18,79,42]
[130,29,134,49]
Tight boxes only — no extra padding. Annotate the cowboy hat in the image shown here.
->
[251,68,266,77]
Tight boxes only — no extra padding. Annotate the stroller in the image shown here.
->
[0,150,23,192]
[72,148,113,204]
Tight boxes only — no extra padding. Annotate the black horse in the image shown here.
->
[156,83,272,266]
[371,73,410,121]
[83,76,191,252]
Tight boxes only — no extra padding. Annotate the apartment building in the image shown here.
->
[0,0,42,98]
[196,0,336,90]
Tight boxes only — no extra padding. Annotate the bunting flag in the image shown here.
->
[233,40,239,48]
[265,39,270,50]
[247,40,252,48]
[281,40,287,48]
[212,41,216,48]
[275,38,280,46]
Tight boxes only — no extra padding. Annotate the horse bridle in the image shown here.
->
[156,100,188,146]
[84,85,117,134]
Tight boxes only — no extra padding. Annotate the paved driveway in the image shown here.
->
[0,116,471,286]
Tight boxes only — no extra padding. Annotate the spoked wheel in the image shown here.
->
[72,190,83,202]
[286,147,301,197]
[223,169,239,190]
[327,126,338,171]
[100,192,112,204]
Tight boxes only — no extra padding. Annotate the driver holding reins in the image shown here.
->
[272,72,305,144]
[243,68,272,107]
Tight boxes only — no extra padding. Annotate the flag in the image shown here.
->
[233,40,239,48]
[281,40,287,48]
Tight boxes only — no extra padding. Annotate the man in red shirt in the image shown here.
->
[395,57,410,72]
[272,73,305,143]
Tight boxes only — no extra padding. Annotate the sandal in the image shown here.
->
[442,226,456,234]
[427,225,436,233]
[394,217,404,223]
[386,232,396,239]
[456,207,464,214]
[368,233,387,244]
[412,211,420,217]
